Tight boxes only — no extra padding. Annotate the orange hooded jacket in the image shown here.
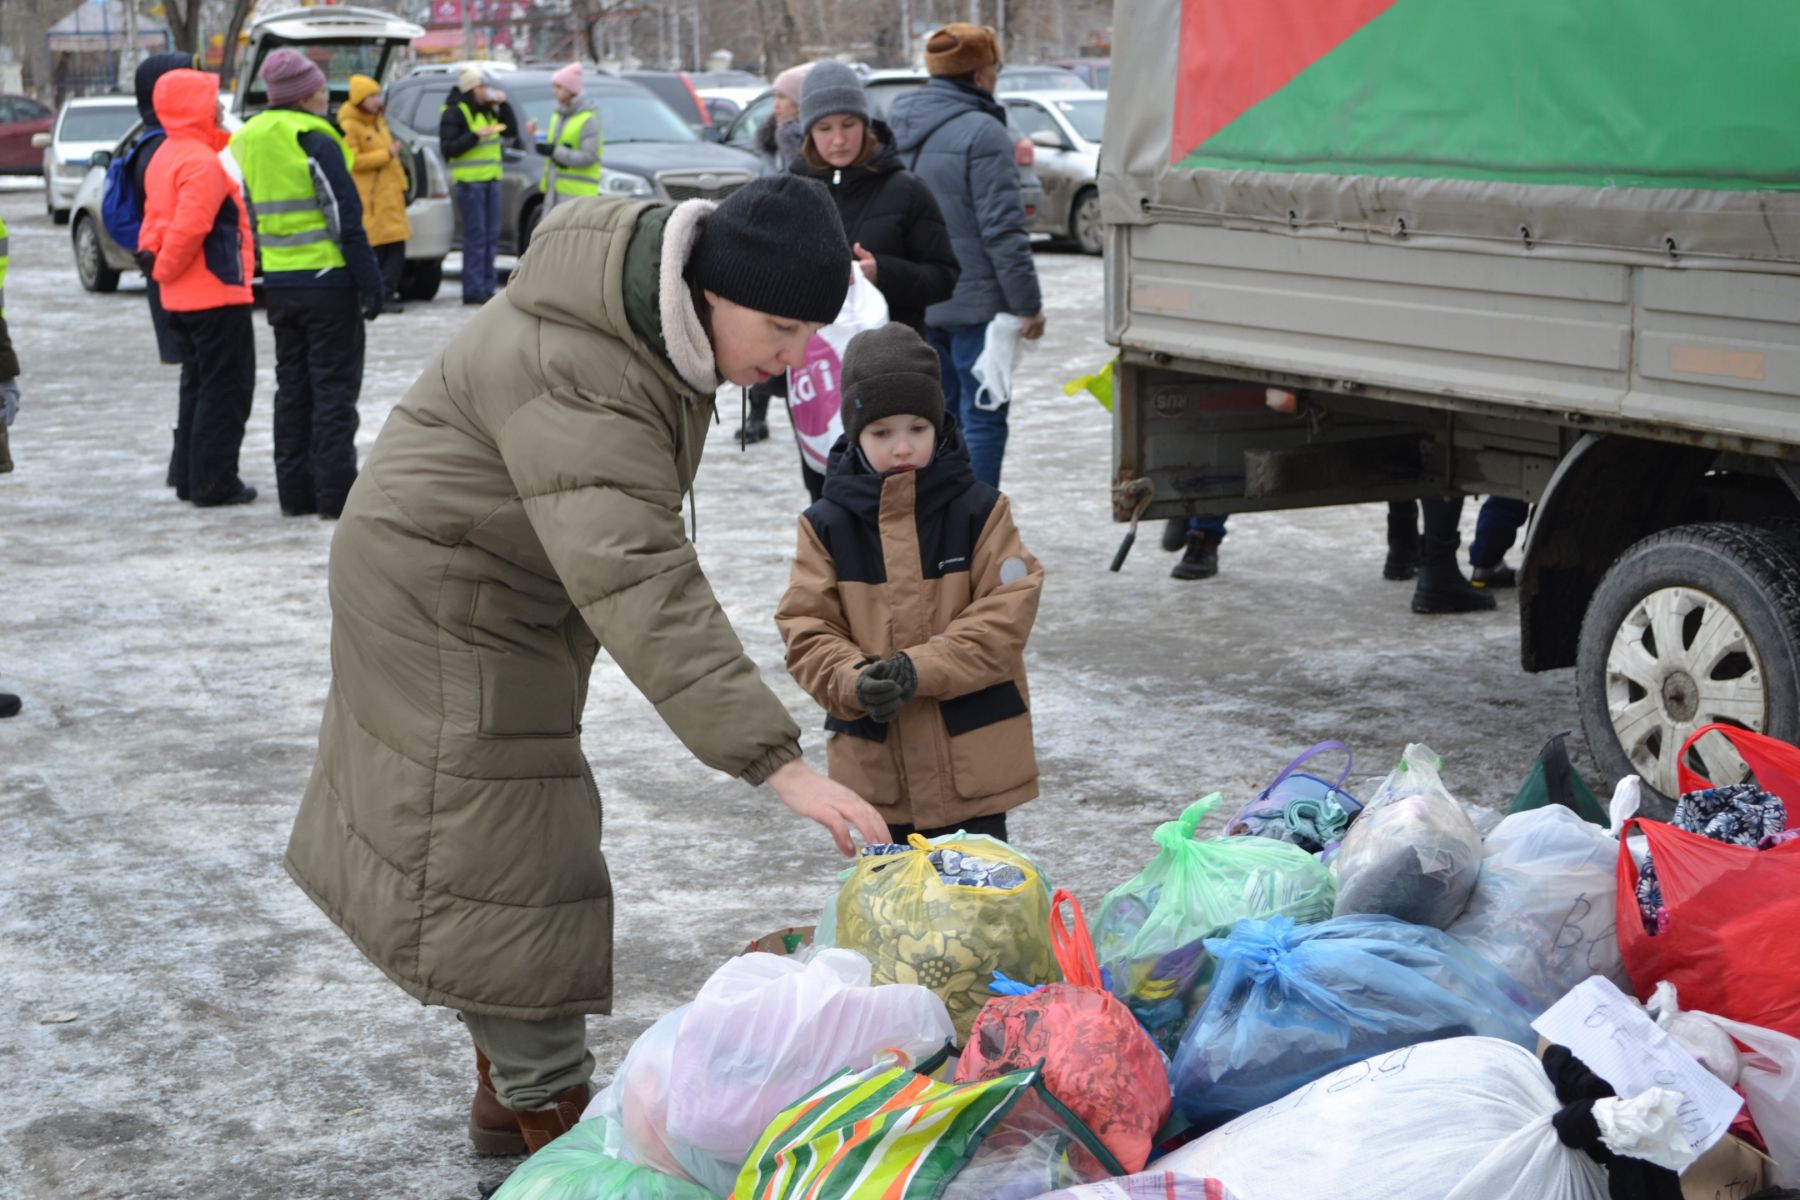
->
[139,69,254,312]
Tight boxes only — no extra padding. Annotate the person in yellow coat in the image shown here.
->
[338,75,412,311]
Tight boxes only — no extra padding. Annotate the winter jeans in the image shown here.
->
[456,180,502,302]
[462,1011,596,1111]
[1469,496,1530,568]
[165,304,255,504]
[926,323,1008,489]
[266,287,365,518]
[1184,515,1229,541]
[375,240,406,302]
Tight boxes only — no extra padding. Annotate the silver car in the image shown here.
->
[1002,91,1105,254]
[34,94,140,224]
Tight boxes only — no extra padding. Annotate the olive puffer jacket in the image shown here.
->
[285,197,804,1020]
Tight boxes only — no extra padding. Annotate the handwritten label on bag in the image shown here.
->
[1532,975,1743,1155]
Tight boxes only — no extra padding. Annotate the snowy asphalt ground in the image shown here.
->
[0,186,1584,1197]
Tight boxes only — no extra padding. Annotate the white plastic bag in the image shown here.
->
[1649,982,1800,1185]
[1333,744,1483,929]
[786,268,889,473]
[1161,1036,1685,1200]
[970,313,1026,411]
[582,948,954,1193]
[1448,806,1626,1011]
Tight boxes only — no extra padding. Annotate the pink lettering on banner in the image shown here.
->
[789,334,845,470]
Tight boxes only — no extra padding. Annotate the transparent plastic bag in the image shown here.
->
[581,1005,722,1189]
[1447,806,1627,1011]
[1168,914,1538,1128]
[491,1115,717,1200]
[1027,1177,1241,1200]
[1333,744,1482,928]
[1091,794,1335,1053]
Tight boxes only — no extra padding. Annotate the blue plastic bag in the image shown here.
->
[1168,914,1538,1129]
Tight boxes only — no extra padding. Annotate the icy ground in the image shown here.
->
[0,189,1583,1197]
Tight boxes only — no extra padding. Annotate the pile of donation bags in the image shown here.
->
[494,729,1800,1200]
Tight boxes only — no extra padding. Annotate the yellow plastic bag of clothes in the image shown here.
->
[834,834,1058,1042]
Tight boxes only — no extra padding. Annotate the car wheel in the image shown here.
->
[73,215,122,294]
[1575,522,1800,813]
[399,257,444,303]
[1070,187,1102,256]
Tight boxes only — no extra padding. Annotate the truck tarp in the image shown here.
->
[1101,0,1800,269]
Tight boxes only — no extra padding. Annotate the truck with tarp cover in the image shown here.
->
[1099,0,1800,808]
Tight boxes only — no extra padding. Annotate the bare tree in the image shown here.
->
[160,0,255,81]
[754,0,800,73]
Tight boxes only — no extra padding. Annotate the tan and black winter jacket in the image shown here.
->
[776,425,1043,830]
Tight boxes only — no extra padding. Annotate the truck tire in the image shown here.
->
[73,214,121,294]
[399,257,443,302]
[1576,522,1800,811]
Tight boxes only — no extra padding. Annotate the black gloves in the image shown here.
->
[362,291,383,322]
[854,652,918,724]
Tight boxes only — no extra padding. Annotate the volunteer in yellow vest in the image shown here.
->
[231,48,385,520]
[439,66,523,305]
[338,74,412,312]
[537,62,600,215]
[0,213,18,719]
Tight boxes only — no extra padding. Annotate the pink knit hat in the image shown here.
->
[551,62,584,96]
[772,62,814,103]
[261,48,327,107]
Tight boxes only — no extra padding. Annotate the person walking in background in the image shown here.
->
[538,62,601,214]
[0,217,18,719]
[139,69,257,509]
[232,48,384,520]
[440,66,519,306]
[889,23,1046,489]
[338,74,412,314]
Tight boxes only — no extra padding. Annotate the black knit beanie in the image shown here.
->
[839,323,945,443]
[690,175,851,324]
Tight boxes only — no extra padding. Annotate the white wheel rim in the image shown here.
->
[1605,585,1766,795]
[1076,196,1100,250]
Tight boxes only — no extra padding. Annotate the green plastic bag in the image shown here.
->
[1507,731,1608,827]
[1091,794,1336,1052]
[490,1116,717,1200]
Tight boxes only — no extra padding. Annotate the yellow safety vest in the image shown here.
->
[230,109,352,274]
[446,101,503,183]
[540,109,601,196]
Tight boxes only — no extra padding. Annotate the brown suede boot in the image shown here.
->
[512,1083,592,1154]
[468,1047,528,1157]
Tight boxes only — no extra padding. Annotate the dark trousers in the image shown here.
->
[884,812,1009,844]
[802,458,825,503]
[146,278,181,364]
[1390,497,1468,550]
[165,304,255,504]
[926,323,1008,488]
[456,180,502,301]
[266,287,365,518]
[1469,496,1530,568]
[376,240,406,301]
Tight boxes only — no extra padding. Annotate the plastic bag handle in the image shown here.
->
[1049,889,1103,989]
[1259,740,1353,800]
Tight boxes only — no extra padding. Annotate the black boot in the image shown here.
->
[1160,517,1189,553]
[736,389,771,445]
[0,694,19,719]
[1384,501,1419,580]
[1412,537,1497,613]
[1471,562,1517,588]
[1171,532,1220,580]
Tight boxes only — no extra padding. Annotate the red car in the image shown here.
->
[0,93,55,174]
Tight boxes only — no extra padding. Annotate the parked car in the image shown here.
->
[995,64,1091,94]
[0,94,55,173]
[1047,57,1109,89]
[385,67,760,255]
[68,5,454,299]
[35,94,140,224]
[1002,91,1105,253]
[692,71,767,130]
[720,87,775,164]
[622,69,714,134]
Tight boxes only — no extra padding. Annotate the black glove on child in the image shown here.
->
[854,652,917,724]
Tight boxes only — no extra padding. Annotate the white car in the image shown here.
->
[1002,91,1106,255]
[35,94,141,224]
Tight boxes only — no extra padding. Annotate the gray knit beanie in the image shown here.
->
[800,61,869,135]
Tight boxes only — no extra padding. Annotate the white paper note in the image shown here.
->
[1533,975,1745,1155]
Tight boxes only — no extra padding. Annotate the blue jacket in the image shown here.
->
[889,78,1041,329]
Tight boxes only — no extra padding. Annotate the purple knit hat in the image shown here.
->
[262,48,327,107]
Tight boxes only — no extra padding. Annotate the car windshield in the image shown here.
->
[514,86,699,144]
[1054,96,1106,142]
[61,103,138,142]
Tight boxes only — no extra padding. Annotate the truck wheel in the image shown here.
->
[1576,522,1800,808]
[1070,187,1102,256]
[400,257,443,302]
[73,214,121,294]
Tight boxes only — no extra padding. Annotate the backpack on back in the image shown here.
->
[102,128,165,252]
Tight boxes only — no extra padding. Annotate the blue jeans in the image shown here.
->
[456,180,502,301]
[1186,515,1228,540]
[926,323,1007,489]
[1469,497,1530,568]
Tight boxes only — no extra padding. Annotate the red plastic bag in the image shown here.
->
[956,890,1172,1173]
[1616,816,1800,1038]
[1676,724,1800,819]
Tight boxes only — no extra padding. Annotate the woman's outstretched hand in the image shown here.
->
[768,758,890,856]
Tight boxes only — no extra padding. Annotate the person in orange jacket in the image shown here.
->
[138,68,257,507]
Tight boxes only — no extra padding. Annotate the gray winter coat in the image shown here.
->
[889,78,1042,329]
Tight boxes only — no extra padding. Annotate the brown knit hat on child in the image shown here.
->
[839,324,945,443]
[924,23,1001,77]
